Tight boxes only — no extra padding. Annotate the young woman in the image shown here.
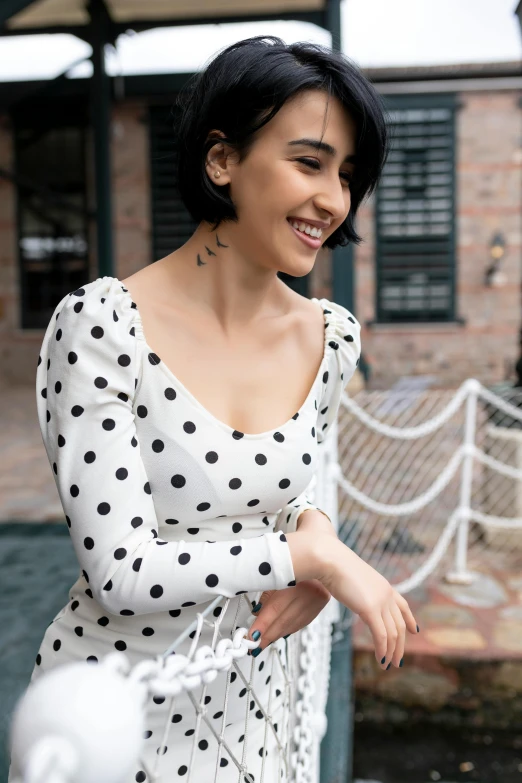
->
[16,35,418,783]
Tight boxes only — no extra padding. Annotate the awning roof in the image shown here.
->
[2,0,327,32]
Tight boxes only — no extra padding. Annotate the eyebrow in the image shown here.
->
[287,137,357,164]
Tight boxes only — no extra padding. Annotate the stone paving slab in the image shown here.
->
[0,524,79,780]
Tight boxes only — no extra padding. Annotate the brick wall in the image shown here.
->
[356,90,522,390]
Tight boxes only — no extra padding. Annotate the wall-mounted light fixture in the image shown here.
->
[484,232,507,287]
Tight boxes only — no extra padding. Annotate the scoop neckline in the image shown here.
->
[108,276,330,441]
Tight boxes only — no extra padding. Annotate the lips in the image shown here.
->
[287,219,322,249]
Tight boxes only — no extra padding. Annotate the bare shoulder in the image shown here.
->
[282,287,325,358]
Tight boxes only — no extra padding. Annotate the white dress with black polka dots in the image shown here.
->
[11,276,361,783]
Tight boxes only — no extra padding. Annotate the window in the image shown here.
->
[13,99,89,329]
[375,94,457,323]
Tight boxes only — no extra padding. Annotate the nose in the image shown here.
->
[314,178,349,225]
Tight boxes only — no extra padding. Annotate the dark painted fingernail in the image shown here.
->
[386,662,391,670]
[380,656,386,664]
[416,624,420,632]
[252,647,262,657]
[283,634,291,639]
[252,603,262,614]
[252,630,261,642]
[399,658,403,667]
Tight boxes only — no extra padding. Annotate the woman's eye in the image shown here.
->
[296,157,351,186]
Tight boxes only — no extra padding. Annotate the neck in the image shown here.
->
[158,221,289,332]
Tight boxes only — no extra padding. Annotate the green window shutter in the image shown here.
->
[375,94,457,323]
[149,104,198,260]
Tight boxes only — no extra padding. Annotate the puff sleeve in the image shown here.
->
[315,299,362,444]
[35,278,297,616]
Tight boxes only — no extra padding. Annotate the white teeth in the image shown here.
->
[290,219,322,238]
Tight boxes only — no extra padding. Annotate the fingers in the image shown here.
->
[365,593,415,671]
[248,596,300,654]
[247,582,330,654]
[395,591,419,635]
[388,601,406,667]
[365,612,389,670]
[382,606,398,668]
[246,587,296,652]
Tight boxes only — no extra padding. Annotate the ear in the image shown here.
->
[204,129,238,184]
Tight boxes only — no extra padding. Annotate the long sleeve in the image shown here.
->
[315,299,362,445]
[273,485,319,536]
[35,279,297,617]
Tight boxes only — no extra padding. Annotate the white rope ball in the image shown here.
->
[9,661,146,783]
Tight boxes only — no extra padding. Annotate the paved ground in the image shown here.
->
[0,523,78,780]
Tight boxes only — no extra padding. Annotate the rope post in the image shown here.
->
[445,379,480,585]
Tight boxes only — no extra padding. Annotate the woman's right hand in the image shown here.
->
[315,536,419,670]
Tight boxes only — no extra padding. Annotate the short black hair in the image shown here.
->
[174,35,390,248]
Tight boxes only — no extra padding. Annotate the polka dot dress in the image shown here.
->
[10,276,361,783]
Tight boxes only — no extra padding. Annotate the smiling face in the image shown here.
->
[205,89,358,276]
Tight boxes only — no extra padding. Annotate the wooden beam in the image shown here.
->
[0,0,37,28]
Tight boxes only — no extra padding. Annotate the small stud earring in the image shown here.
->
[214,171,221,178]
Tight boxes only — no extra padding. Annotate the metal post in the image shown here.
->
[89,0,114,276]
[326,0,355,316]
[321,3,356,782]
